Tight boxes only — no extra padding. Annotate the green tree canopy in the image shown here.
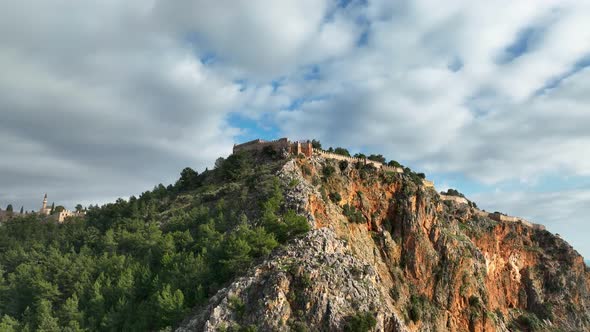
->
[367,154,386,163]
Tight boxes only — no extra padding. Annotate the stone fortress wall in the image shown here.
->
[441,194,546,231]
[439,194,469,205]
[312,148,404,173]
[233,138,313,158]
[233,138,432,188]
[232,137,545,231]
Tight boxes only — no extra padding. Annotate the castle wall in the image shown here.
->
[232,138,434,187]
[233,138,291,154]
[51,209,85,223]
[440,194,469,205]
[422,180,435,188]
[313,149,404,173]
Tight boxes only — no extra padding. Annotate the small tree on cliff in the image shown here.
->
[333,147,350,157]
[311,139,322,149]
[354,153,366,159]
[387,160,402,168]
[367,154,386,163]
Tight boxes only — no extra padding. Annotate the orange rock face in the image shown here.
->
[298,156,590,331]
[180,156,590,332]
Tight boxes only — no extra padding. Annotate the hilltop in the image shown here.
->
[0,139,588,332]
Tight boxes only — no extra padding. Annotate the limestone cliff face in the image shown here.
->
[177,156,590,332]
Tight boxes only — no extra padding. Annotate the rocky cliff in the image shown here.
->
[177,154,590,332]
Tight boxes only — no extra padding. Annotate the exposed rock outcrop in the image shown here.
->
[178,154,590,331]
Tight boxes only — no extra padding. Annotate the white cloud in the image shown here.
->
[151,0,360,79]
[0,0,242,210]
[271,0,590,184]
[1,0,589,256]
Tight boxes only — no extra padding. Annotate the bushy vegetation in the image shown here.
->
[344,312,376,332]
[339,160,349,171]
[326,147,351,157]
[322,165,336,178]
[387,160,402,168]
[0,152,309,331]
[342,204,366,224]
[407,294,430,323]
[441,189,465,197]
[367,154,386,164]
[329,192,342,204]
[311,139,322,149]
[511,312,543,331]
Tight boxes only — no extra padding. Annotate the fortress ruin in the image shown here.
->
[232,137,545,231]
[233,138,313,157]
[233,138,407,173]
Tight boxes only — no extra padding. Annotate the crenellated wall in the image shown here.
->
[313,148,405,173]
[479,211,546,231]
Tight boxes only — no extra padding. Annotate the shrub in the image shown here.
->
[323,165,336,178]
[344,312,377,332]
[442,189,465,197]
[339,160,349,171]
[353,153,366,159]
[407,294,430,323]
[342,204,366,223]
[387,160,402,168]
[311,139,322,149]
[301,165,312,176]
[367,154,386,163]
[329,192,342,203]
[334,147,351,157]
[262,145,278,158]
[228,296,245,319]
[514,312,543,331]
[289,321,308,332]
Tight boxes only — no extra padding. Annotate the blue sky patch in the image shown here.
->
[497,26,544,64]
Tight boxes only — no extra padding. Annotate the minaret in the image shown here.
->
[41,193,48,214]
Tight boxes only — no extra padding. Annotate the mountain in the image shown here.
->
[0,146,588,331]
[178,149,590,332]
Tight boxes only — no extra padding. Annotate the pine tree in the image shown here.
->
[59,294,83,328]
[0,315,20,332]
[20,206,24,214]
[34,299,60,332]
[6,204,13,213]
[50,203,55,214]
[155,284,185,327]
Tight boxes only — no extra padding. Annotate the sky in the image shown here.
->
[0,0,589,259]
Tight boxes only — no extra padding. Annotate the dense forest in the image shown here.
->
[0,151,309,331]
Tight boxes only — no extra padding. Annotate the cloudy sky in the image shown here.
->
[1,0,589,258]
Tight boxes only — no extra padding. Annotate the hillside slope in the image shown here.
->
[178,153,590,332]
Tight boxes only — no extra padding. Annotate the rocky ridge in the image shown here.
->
[177,154,590,331]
